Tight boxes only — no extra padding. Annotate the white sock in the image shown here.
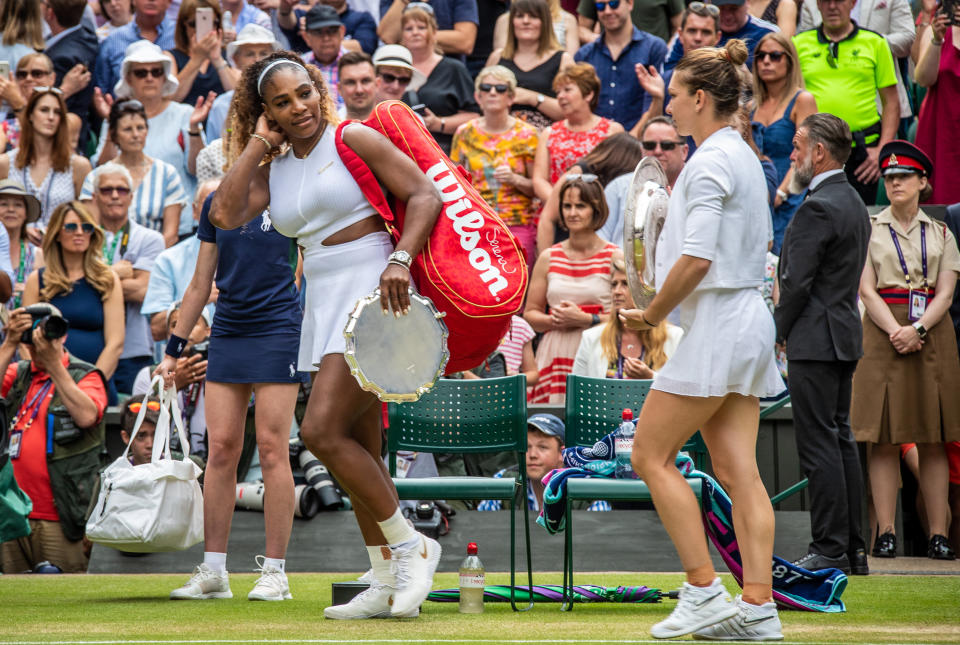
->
[263,557,285,573]
[377,508,418,546]
[367,545,396,586]
[204,551,227,574]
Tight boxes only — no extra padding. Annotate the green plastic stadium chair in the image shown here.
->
[758,395,809,506]
[560,375,704,610]
[387,375,534,611]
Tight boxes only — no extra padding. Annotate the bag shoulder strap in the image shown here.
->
[334,120,395,225]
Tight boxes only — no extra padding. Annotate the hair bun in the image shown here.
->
[724,39,749,67]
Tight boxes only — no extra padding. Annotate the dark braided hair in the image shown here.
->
[223,51,339,168]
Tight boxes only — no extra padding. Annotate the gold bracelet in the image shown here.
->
[250,133,273,151]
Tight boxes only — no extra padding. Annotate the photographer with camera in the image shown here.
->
[133,302,210,461]
[0,304,108,574]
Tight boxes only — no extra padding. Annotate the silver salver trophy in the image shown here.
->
[344,288,450,402]
[622,156,669,307]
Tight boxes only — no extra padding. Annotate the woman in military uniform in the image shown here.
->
[853,140,959,561]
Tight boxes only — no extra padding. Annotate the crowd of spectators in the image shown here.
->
[1,0,960,573]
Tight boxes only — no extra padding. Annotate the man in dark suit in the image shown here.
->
[775,113,871,576]
[43,0,99,151]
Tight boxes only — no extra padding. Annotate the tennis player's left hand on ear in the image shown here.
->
[619,308,654,331]
[380,264,411,317]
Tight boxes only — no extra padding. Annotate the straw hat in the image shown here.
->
[113,40,179,99]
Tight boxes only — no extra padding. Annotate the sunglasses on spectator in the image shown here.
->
[16,69,52,80]
[127,400,162,413]
[688,1,721,16]
[404,2,435,14]
[564,172,599,183]
[478,83,510,94]
[99,185,132,196]
[116,99,145,112]
[756,50,787,62]
[826,41,840,69]
[132,67,166,79]
[380,72,412,85]
[641,140,684,151]
[594,0,621,10]
[63,222,95,234]
[33,86,63,96]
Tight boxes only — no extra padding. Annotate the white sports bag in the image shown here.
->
[86,376,204,552]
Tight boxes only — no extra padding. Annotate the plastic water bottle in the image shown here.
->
[222,10,233,33]
[614,408,636,479]
[458,542,485,614]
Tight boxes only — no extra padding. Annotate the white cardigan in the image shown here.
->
[572,323,684,379]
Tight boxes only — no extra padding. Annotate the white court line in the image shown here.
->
[0,640,947,645]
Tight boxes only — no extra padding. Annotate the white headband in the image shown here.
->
[257,59,309,96]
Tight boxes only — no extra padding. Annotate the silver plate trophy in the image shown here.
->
[344,288,449,403]
[622,156,669,309]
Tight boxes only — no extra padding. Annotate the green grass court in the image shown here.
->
[1,572,958,644]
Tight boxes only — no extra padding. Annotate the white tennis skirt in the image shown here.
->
[299,232,393,371]
[653,287,785,399]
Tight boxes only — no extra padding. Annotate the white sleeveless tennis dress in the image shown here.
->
[268,125,394,371]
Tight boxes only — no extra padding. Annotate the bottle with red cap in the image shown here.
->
[458,542,485,613]
[614,408,637,479]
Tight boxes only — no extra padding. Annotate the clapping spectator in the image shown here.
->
[0,304,108,574]
[166,0,238,105]
[22,201,124,404]
[451,66,539,268]
[0,0,46,72]
[0,180,44,310]
[43,0,99,152]
[751,33,816,254]
[0,88,92,239]
[853,142,959,562]
[914,1,960,205]
[80,100,187,247]
[487,0,574,130]
[86,163,165,396]
[573,252,682,379]
[93,40,213,238]
[378,0,479,57]
[493,0,579,58]
[525,175,617,404]
[574,0,667,133]
[97,0,135,42]
[400,5,479,154]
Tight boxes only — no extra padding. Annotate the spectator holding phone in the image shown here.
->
[914,0,960,206]
[166,0,238,106]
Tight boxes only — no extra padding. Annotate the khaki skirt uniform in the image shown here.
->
[852,208,960,444]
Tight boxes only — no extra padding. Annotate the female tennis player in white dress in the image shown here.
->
[211,51,444,620]
[620,40,786,642]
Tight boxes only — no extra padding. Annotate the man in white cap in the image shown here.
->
[372,44,424,103]
[205,24,279,141]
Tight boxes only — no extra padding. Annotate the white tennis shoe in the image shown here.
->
[248,556,292,601]
[651,577,737,639]
[170,563,233,600]
[324,581,419,619]
[693,595,784,641]
[390,534,441,617]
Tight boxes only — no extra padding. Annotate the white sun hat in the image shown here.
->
[113,40,179,99]
[226,24,279,67]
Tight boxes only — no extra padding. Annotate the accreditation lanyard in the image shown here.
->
[8,380,54,459]
[888,222,928,291]
[615,341,645,380]
[13,240,27,308]
[102,221,130,266]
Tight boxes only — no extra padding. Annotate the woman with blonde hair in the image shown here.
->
[751,32,816,254]
[621,40,784,639]
[487,0,575,129]
[573,252,682,379]
[22,201,124,401]
[400,5,479,154]
[0,88,92,244]
[0,0,45,70]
